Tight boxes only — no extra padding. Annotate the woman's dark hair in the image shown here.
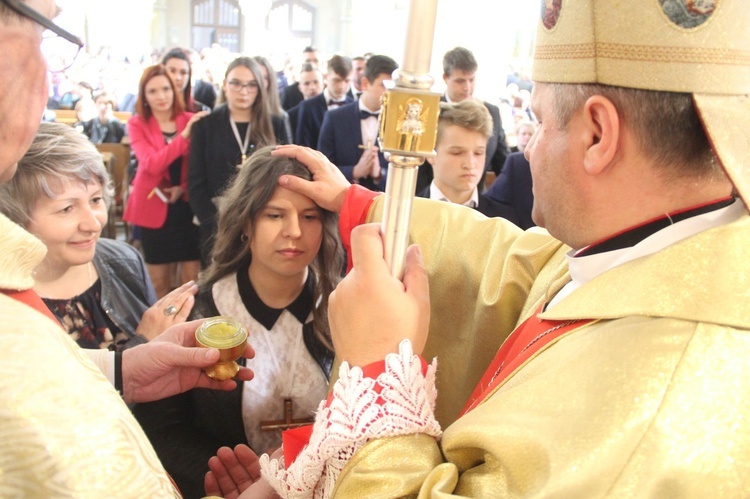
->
[161,48,195,111]
[202,146,343,349]
[253,55,283,116]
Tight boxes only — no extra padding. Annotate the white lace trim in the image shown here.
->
[260,340,440,498]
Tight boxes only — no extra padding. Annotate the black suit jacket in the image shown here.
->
[193,79,216,109]
[295,92,354,148]
[287,102,302,139]
[483,101,510,175]
[317,102,387,192]
[281,81,303,111]
[484,151,535,229]
[416,185,520,225]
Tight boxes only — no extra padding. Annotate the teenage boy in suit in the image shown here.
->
[317,55,398,192]
[295,54,353,148]
[417,100,520,222]
[281,45,319,111]
[287,63,323,138]
[417,46,510,193]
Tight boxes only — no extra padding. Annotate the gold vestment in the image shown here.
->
[332,198,750,498]
[0,214,177,497]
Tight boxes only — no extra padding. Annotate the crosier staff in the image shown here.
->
[378,0,441,279]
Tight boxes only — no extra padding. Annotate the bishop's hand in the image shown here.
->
[329,223,430,366]
[273,144,351,213]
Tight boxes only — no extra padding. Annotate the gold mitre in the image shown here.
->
[532,0,750,205]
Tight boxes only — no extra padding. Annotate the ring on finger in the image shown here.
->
[164,304,177,316]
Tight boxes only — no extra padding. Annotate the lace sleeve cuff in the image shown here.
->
[260,340,440,498]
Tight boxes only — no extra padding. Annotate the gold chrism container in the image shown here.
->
[195,316,248,380]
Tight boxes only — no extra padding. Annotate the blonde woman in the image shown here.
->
[0,122,197,350]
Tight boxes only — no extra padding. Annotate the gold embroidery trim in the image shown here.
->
[535,42,750,66]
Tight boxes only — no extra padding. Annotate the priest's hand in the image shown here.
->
[329,223,430,366]
[205,445,280,499]
[273,144,351,213]
[121,319,255,404]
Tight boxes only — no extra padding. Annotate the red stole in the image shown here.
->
[461,306,592,415]
[2,288,185,496]
[2,288,60,325]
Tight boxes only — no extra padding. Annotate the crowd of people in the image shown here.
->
[2,0,748,497]
[50,41,537,283]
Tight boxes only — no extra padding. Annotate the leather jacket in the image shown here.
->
[93,238,155,348]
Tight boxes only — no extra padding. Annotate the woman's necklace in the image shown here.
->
[86,261,93,288]
[229,117,252,167]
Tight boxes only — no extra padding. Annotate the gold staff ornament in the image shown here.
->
[378,0,441,279]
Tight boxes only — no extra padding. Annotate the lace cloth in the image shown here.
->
[260,340,441,498]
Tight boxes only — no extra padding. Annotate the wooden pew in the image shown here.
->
[96,143,131,240]
[53,109,78,126]
[53,110,132,126]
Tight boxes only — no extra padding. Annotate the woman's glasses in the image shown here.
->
[227,80,260,93]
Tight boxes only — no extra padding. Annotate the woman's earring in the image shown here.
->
[240,233,248,243]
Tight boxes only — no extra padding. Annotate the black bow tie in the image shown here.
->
[359,110,380,120]
[328,100,346,107]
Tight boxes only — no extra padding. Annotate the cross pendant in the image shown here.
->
[259,398,315,431]
[358,139,374,150]
[237,154,247,170]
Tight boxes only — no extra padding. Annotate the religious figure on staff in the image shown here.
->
[396,97,427,152]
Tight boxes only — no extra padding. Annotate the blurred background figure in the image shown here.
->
[253,55,293,140]
[123,64,208,297]
[485,120,537,230]
[76,92,126,144]
[161,47,211,112]
[281,46,320,111]
[511,120,535,153]
[188,49,217,110]
[349,55,366,99]
[286,62,323,138]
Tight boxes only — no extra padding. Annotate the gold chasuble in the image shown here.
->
[0,214,177,497]
[328,197,750,498]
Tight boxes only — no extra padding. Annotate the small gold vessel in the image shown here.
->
[195,316,248,380]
